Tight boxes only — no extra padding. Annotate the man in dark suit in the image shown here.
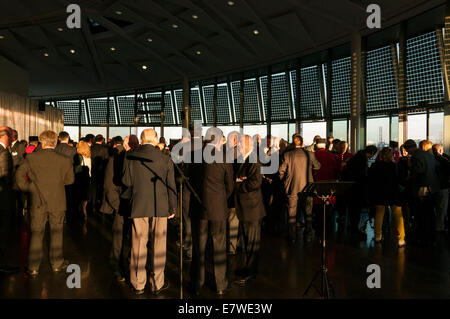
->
[234,135,266,285]
[278,133,321,242]
[122,129,177,295]
[15,130,74,276]
[90,134,109,213]
[190,128,234,295]
[10,129,27,217]
[10,130,26,170]
[0,126,18,274]
[55,131,77,161]
[55,131,77,217]
[404,139,441,244]
[101,136,131,282]
[225,131,240,254]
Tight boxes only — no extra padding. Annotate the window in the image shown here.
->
[109,127,132,139]
[80,127,106,139]
[270,123,289,141]
[429,112,444,145]
[407,114,427,144]
[332,120,348,141]
[302,121,326,146]
[366,117,389,147]
[63,126,79,142]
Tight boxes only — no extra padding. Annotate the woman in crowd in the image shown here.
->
[368,147,406,247]
[74,140,92,219]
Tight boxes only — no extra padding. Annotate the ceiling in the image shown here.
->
[0,0,446,98]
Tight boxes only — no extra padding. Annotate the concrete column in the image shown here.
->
[350,32,367,153]
[182,77,190,130]
[438,8,450,153]
[397,22,408,146]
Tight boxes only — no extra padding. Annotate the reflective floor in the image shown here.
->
[0,210,449,299]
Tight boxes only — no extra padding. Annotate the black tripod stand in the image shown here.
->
[302,181,354,299]
[303,192,334,299]
[173,163,203,299]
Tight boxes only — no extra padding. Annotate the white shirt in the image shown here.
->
[0,141,6,149]
[11,140,17,148]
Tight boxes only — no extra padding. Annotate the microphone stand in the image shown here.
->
[172,162,203,300]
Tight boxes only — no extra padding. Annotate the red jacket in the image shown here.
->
[336,152,353,179]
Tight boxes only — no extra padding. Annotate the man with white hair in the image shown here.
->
[122,129,177,295]
[15,130,74,276]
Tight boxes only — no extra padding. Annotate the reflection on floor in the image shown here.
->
[0,210,449,299]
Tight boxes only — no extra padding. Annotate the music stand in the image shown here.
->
[302,181,354,299]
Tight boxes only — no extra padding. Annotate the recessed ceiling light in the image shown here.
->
[70,49,76,54]
[44,53,49,57]
[253,29,259,35]
[192,14,198,19]
[172,24,178,29]
[142,65,148,70]
[0,35,4,39]
[147,38,153,43]
[115,10,122,15]
[57,27,63,32]
[195,50,202,55]
[110,47,116,51]
[227,1,235,6]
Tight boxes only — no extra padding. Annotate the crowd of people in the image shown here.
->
[0,124,448,296]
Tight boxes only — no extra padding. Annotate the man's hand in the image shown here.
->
[168,213,175,219]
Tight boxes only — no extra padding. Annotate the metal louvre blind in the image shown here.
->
[116,95,135,125]
[57,100,87,125]
[366,46,398,113]
[202,84,231,124]
[300,66,323,119]
[406,31,445,107]
[330,57,351,116]
[230,79,261,122]
[163,92,175,125]
[260,73,291,122]
[190,87,203,122]
[87,97,117,125]
[174,89,183,124]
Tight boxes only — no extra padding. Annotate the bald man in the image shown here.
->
[122,129,177,295]
[0,126,18,273]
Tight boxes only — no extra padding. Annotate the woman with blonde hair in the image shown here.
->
[74,140,92,219]
[368,147,406,247]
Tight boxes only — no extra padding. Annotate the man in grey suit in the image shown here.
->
[122,129,177,295]
[279,133,321,242]
[15,130,74,276]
